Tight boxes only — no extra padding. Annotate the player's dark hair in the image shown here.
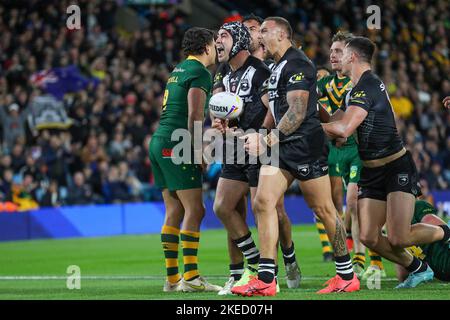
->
[332,30,354,43]
[242,13,264,25]
[346,36,376,64]
[182,27,216,56]
[264,16,292,40]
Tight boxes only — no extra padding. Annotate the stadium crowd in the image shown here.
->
[0,0,448,210]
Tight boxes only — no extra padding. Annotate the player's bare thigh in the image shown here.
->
[213,177,249,217]
[357,198,386,248]
[299,175,335,218]
[386,192,415,248]
[253,165,294,213]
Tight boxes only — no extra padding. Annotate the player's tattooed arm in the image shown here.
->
[332,217,348,256]
[277,90,309,136]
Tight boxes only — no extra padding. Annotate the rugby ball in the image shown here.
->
[209,92,243,120]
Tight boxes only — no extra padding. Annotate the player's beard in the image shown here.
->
[249,42,258,54]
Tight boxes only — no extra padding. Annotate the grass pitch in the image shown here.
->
[0,225,448,300]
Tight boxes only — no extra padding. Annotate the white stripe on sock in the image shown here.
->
[230,269,244,275]
[283,252,295,258]
[335,261,352,266]
[236,237,254,247]
[337,269,354,274]
[246,252,260,260]
[259,269,275,274]
[244,247,259,255]
[259,263,276,268]
[412,261,423,274]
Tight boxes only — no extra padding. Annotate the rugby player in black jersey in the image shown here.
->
[236,17,359,296]
[322,36,450,288]
[242,14,302,291]
[213,15,301,295]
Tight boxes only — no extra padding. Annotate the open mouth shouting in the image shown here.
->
[216,45,225,59]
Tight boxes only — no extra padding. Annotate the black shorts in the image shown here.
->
[358,151,420,201]
[275,127,329,181]
[220,163,261,187]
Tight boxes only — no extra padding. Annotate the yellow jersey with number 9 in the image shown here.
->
[154,56,212,138]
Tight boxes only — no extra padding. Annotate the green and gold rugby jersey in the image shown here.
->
[407,200,450,279]
[317,74,355,147]
[154,56,212,138]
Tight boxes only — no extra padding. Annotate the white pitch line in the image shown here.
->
[0,275,403,281]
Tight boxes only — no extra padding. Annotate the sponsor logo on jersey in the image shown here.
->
[288,72,304,84]
[173,68,185,73]
[297,164,310,176]
[350,165,358,179]
[398,174,409,186]
[167,76,178,84]
[240,79,249,91]
[351,90,366,98]
[214,73,223,85]
[162,148,173,158]
[269,74,277,84]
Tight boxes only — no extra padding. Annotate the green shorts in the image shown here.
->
[149,136,202,191]
[340,144,362,185]
[424,244,450,282]
[328,144,342,177]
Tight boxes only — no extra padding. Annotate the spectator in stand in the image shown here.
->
[10,142,26,173]
[391,88,414,119]
[102,165,131,204]
[0,154,12,178]
[40,180,63,207]
[0,102,30,152]
[12,173,39,211]
[42,134,70,186]
[80,134,109,171]
[427,162,449,190]
[0,168,13,202]
[66,171,94,205]
[0,1,446,208]
[118,160,142,201]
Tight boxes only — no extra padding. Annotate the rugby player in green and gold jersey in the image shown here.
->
[396,200,450,285]
[317,31,385,277]
[149,27,222,293]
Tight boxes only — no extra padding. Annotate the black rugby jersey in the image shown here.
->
[220,55,271,130]
[213,63,229,92]
[345,70,404,161]
[267,47,321,142]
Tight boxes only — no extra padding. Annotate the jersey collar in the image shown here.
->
[186,55,202,64]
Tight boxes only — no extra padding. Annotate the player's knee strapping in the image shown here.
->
[161,225,181,283]
[181,230,200,281]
